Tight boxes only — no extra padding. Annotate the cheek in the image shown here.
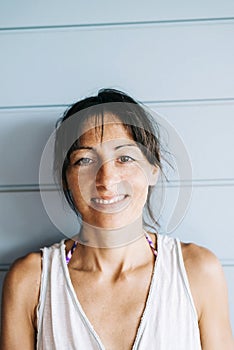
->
[123,167,149,197]
[132,162,150,184]
[67,168,94,189]
[66,171,79,191]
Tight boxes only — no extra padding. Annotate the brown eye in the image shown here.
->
[118,156,135,163]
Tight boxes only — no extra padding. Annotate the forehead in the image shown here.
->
[79,114,133,145]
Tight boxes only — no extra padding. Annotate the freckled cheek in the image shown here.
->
[67,166,149,195]
[129,163,150,183]
[123,168,149,197]
[66,170,97,204]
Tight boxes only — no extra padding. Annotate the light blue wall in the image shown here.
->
[0,0,234,332]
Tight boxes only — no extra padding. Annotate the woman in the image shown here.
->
[1,89,233,349]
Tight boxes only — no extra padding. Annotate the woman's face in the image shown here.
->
[66,116,158,229]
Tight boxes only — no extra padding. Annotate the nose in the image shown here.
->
[95,160,120,190]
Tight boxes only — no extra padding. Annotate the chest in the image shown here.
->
[69,267,154,350]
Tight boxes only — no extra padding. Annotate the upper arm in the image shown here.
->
[0,252,41,350]
[183,244,234,350]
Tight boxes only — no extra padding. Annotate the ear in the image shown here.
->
[148,165,159,186]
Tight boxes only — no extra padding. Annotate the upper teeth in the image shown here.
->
[92,195,125,205]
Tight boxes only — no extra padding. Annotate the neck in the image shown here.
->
[73,236,154,278]
[70,217,155,277]
[77,215,144,249]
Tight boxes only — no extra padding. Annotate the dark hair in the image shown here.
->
[54,88,163,229]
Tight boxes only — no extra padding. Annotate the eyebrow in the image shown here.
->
[114,143,137,150]
[74,143,138,151]
[74,146,93,150]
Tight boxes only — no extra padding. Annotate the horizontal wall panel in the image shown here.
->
[223,266,234,333]
[0,192,65,264]
[161,185,234,260]
[0,108,63,186]
[1,1,234,29]
[1,102,234,186]
[0,22,234,107]
[151,102,234,180]
[0,185,234,264]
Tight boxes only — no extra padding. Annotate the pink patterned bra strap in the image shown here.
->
[65,240,78,264]
[144,231,158,257]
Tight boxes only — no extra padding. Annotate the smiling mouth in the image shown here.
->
[91,194,127,205]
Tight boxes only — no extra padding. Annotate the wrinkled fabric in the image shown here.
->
[37,234,202,349]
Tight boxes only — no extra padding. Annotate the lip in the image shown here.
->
[91,194,126,205]
[90,194,130,211]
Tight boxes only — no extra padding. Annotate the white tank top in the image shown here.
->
[36,234,202,349]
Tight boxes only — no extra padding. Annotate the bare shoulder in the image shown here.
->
[3,251,42,324]
[181,243,222,315]
[181,241,226,304]
[181,241,223,276]
[180,241,234,349]
[5,251,42,290]
[1,251,42,349]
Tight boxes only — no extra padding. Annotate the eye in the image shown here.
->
[118,155,135,163]
[74,157,94,166]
